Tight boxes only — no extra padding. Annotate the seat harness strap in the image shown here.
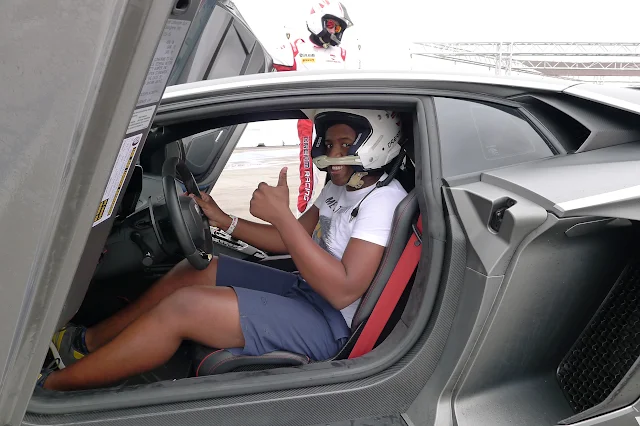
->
[349,214,423,359]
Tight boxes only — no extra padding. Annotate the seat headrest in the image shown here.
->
[351,189,419,330]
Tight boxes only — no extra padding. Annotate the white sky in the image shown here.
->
[234,0,640,45]
[231,0,640,146]
[233,0,640,71]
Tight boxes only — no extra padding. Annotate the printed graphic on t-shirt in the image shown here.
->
[324,196,350,214]
[313,216,334,256]
[313,194,352,259]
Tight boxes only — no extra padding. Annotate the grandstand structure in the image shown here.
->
[410,42,640,85]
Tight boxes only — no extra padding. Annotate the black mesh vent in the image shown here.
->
[557,257,640,413]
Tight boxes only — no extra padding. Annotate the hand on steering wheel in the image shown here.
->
[188,191,228,229]
[162,157,214,270]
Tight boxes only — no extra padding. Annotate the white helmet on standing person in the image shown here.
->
[306,1,354,48]
[306,109,405,188]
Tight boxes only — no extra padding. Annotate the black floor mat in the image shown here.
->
[67,275,194,386]
[557,254,640,413]
[71,273,157,327]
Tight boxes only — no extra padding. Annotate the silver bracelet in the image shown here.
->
[225,215,238,235]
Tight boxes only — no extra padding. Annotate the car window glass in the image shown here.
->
[210,119,327,223]
[435,97,553,177]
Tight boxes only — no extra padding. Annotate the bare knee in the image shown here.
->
[152,286,238,335]
[156,257,219,294]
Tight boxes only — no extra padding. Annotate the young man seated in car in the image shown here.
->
[39,108,408,390]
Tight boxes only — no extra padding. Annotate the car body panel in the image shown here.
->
[480,142,640,219]
[0,1,189,424]
[54,1,204,333]
[565,83,640,115]
[25,78,640,426]
[59,0,273,331]
[163,0,273,191]
[3,3,640,424]
[161,69,576,103]
[167,0,272,86]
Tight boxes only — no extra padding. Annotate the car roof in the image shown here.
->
[162,70,640,115]
[162,70,571,98]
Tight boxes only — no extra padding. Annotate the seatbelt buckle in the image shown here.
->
[411,223,422,246]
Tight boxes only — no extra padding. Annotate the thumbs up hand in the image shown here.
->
[250,167,291,224]
[277,167,288,188]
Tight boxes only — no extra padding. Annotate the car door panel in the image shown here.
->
[435,180,638,425]
[168,0,272,85]
[168,0,273,191]
[414,93,640,426]
[446,182,548,276]
[449,211,633,426]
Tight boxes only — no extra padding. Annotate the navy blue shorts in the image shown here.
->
[216,255,350,361]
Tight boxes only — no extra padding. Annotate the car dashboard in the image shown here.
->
[92,164,269,283]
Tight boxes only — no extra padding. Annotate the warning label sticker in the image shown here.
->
[92,17,192,228]
[127,105,156,135]
[92,134,142,226]
[136,19,190,107]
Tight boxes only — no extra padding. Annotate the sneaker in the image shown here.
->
[52,325,88,367]
[36,368,54,388]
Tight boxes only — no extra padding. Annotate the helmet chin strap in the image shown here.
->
[313,31,340,48]
[346,171,368,189]
[318,35,331,48]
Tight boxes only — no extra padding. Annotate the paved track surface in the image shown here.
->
[210,146,326,224]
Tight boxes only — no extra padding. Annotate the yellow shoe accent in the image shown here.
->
[51,325,86,366]
[53,328,67,350]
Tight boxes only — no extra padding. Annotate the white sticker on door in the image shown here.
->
[136,19,190,107]
[127,105,156,135]
[92,134,142,226]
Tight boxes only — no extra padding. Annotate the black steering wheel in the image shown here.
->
[162,157,213,270]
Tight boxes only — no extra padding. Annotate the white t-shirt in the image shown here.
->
[312,174,408,327]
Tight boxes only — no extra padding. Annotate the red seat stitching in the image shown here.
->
[196,349,224,377]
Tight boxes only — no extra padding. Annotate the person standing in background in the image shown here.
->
[270,0,354,215]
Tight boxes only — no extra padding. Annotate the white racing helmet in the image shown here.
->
[306,0,354,48]
[306,108,404,187]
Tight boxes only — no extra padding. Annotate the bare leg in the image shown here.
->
[45,286,243,391]
[85,258,219,352]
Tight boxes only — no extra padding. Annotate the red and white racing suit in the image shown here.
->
[271,37,347,214]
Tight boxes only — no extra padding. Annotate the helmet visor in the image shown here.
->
[324,18,342,33]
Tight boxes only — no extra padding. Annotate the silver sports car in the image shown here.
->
[32,70,640,426]
[5,2,640,425]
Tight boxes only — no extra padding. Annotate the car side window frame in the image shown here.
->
[433,96,561,179]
